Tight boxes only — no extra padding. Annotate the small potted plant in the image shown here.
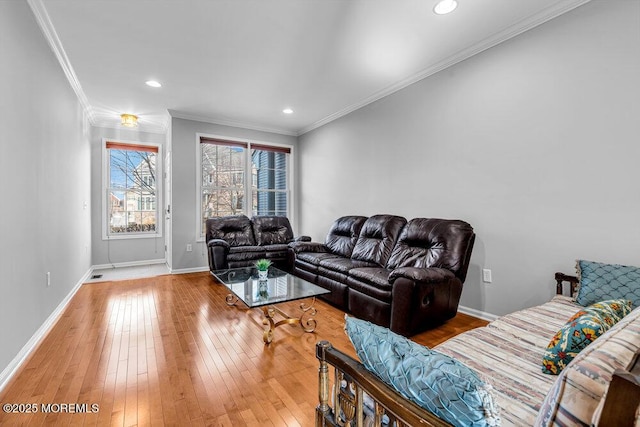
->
[255,259,272,280]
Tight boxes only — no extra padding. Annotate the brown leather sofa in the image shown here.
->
[288,214,475,336]
[206,215,309,272]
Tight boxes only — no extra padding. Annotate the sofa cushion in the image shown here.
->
[349,267,392,289]
[261,243,289,253]
[296,252,342,266]
[345,316,500,427]
[324,216,367,258]
[436,297,581,426]
[347,275,393,304]
[541,299,632,375]
[317,265,350,285]
[262,244,290,260]
[535,306,640,426]
[227,246,267,263]
[318,257,377,274]
[576,259,640,308]
[288,241,327,254]
[252,216,294,246]
[351,215,407,266]
[488,295,589,348]
[206,215,256,246]
[387,218,475,282]
[229,245,265,254]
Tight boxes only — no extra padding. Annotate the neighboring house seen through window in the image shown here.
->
[105,140,160,238]
[198,136,291,238]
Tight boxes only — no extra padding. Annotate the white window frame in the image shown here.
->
[195,133,295,242]
[102,138,163,240]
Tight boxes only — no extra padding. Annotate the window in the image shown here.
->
[198,136,292,238]
[251,144,289,217]
[104,140,161,238]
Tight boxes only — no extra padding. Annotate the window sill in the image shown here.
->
[102,233,163,241]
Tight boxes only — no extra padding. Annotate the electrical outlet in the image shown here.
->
[482,269,492,283]
[46,272,51,287]
[186,244,192,252]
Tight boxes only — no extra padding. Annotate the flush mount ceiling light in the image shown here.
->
[282,108,294,114]
[145,80,162,88]
[120,113,138,127]
[434,0,458,15]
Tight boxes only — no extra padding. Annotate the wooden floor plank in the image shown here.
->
[0,272,487,425]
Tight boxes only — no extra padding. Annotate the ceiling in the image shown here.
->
[32,0,590,136]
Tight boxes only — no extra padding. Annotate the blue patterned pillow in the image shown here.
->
[576,260,640,308]
[345,317,500,427]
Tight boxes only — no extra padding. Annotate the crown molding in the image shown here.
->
[298,0,592,136]
[167,110,298,137]
[27,0,95,124]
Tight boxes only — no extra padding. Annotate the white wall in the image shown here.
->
[0,1,91,374]
[169,117,297,272]
[90,126,166,266]
[297,0,640,316]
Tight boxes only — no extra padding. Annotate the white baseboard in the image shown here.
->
[458,305,499,322]
[92,258,166,270]
[170,266,209,275]
[0,268,92,393]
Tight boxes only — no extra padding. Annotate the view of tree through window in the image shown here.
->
[106,141,158,235]
[199,137,290,236]
[201,142,247,224]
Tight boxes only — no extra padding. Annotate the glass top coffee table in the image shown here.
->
[212,266,330,344]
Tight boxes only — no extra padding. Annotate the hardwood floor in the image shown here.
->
[0,272,487,426]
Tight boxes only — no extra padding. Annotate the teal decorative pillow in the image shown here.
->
[345,316,500,427]
[542,299,632,375]
[576,260,640,308]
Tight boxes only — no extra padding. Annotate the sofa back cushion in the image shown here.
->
[324,216,367,258]
[205,215,256,246]
[351,215,407,267]
[386,218,475,282]
[252,216,294,246]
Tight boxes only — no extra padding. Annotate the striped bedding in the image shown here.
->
[434,296,581,426]
[434,296,640,426]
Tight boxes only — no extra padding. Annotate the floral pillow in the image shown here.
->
[542,299,632,375]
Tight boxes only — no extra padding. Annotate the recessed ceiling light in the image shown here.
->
[145,80,162,88]
[282,108,294,114]
[434,0,457,15]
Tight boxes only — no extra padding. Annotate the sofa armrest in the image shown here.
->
[389,267,456,284]
[207,239,230,271]
[288,241,328,253]
[294,235,312,242]
[207,238,230,250]
[555,272,578,297]
[389,268,462,336]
